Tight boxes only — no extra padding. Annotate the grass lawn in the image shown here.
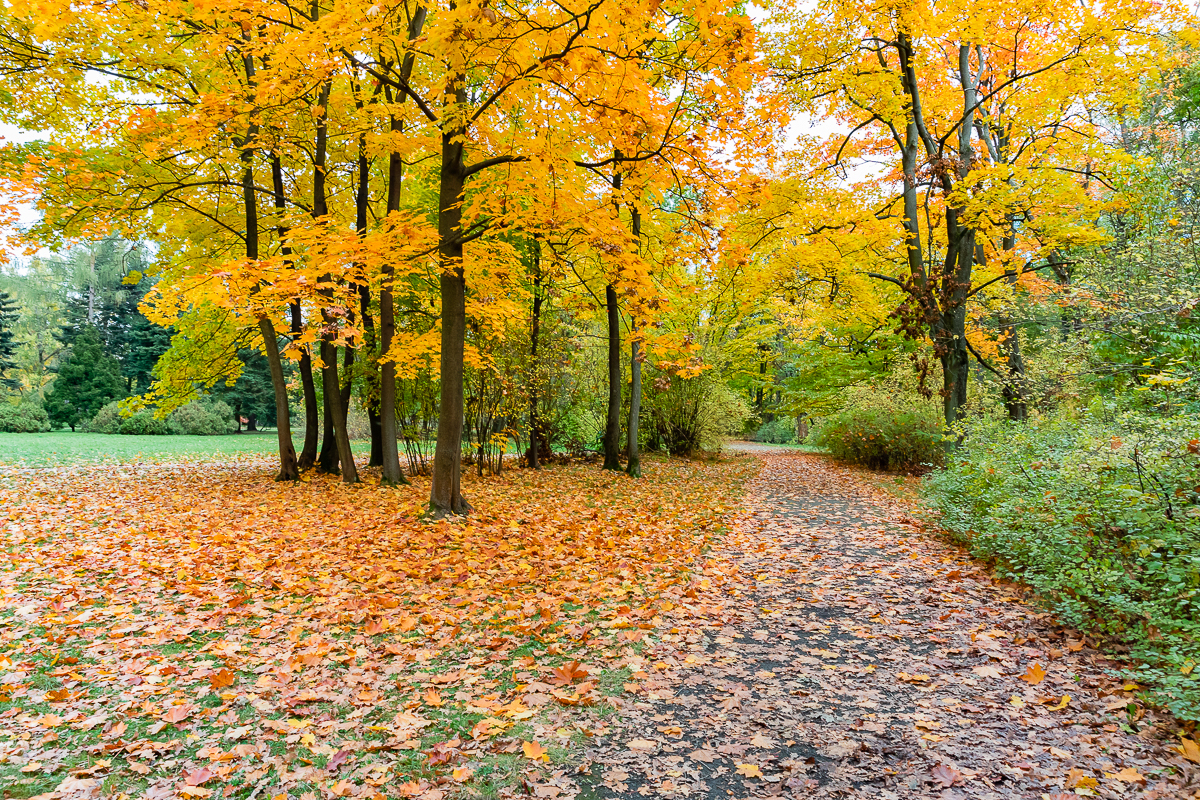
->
[0,431,371,467]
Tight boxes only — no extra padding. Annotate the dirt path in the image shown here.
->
[581,450,1198,799]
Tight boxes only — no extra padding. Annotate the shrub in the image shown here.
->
[646,371,750,456]
[85,401,123,434]
[754,417,796,444]
[117,409,169,435]
[0,402,51,433]
[924,411,1200,720]
[88,398,233,435]
[168,400,234,435]
[813,405,944,471]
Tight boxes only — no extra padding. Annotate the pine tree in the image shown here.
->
[44,326,126,430]
[0,290,18,390]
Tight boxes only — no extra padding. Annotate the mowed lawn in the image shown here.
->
[0,432,371,467]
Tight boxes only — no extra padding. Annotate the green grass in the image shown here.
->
[0,431,371,467]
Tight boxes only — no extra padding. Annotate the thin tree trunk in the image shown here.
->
[602,282,622,471]
[311,77,357,483]
[527,254,543,470]
[626,204,642,478]
[355,126,383,468]
[239,51,297,481]
[270,154,319,469]
[429,78,471,516]
[291,300,319,468]
[377,9,425,485]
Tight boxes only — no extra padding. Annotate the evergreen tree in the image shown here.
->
[214,349,277,430]
[44,326,126,430]
[0,290,17,390]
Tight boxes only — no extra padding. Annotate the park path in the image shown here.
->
[579,449,1198,799]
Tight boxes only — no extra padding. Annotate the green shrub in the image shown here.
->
[813,405,944,471]
[88,398,233,435]
[754,417,796,444]
[0,402,51,433]
[168,400,234,435]
[924,411,1200,720]
[117,409,169,435]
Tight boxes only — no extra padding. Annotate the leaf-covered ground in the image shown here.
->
[0,455,749,800]
[5,447,1200,800]
[581,448,1200,799]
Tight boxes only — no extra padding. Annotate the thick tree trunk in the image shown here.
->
[429,112,470,516]
[602,283,622,471]
[318,392,339,473]
[527,264,543,470]
[241,54,297,482]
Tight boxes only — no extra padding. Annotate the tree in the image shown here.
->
[0,290,17,389]
[44,326,125,430]
[775,0,1180,429]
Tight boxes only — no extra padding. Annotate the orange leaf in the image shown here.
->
[46,688,71,702]
[735,763,763,778]
[423,688,444,708]
[1020,663,1046,684]
[364,618,388,635]
[549,661,587,686]
[208,668,236,689]
[522,741,548,762]
[163,705,192,724]
[1177,737,1200,764]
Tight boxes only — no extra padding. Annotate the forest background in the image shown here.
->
[1,0,1200,728]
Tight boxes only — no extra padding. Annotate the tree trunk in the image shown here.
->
[527,259,543,470]
[312,77,357,483]
[320,340,358,482]
[290,301,319,468]
[241,54,297,482]
[626,335,642,477]
[602,282,622,471]
[626,204,642,478]
[429,104,471,516]
[318,390,338,472]
[376,9,425,486]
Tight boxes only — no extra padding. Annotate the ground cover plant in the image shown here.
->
[0,454,749,800]
[924,412,1200,721]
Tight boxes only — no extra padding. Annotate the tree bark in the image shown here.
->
[270,154,319,469]
[429,81,471,516]
[312,78,358,483]
[240,52,298,481]
[602,282,622,471]
[527,253,543,470]
[626,204,642,478]
[377,8,425,486]
[290,300,319,468]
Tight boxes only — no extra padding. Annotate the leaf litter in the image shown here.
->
[578,448,1200,799]
[0,456,749,799]
[3,449,1199,799]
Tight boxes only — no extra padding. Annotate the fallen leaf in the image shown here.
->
[931,764,962,788]
[736,763,763,778]
[522,741,549,762]
[627,738,657,752]
[1020,663,1047,684]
